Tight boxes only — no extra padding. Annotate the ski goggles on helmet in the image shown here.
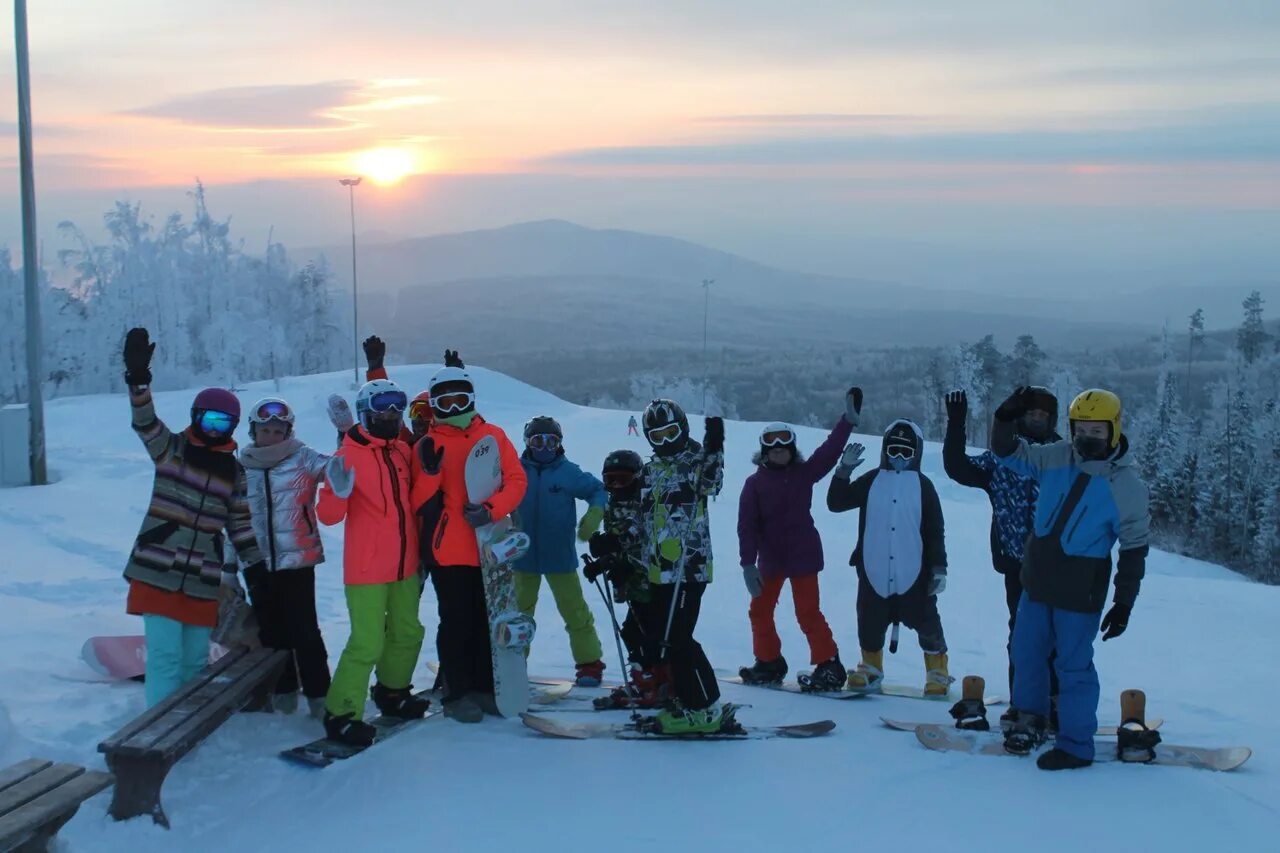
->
[603,469,638,490]
[526,433,561,452]
[367,389,408,414]
[198,410,236,436]
[885,442,915,461]
[432,390,474,414]
[761,427,795,447]
[253,400,293,424]
[646,422,683,446]
[409,399,432,422]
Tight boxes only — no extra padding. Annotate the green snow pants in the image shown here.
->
[326,576,425,718]
[515,570,603,664]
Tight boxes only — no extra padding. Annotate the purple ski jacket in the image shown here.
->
[737,417,853,580]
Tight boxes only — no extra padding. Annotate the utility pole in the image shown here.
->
[339,177,362,387]
[14,0,46,485]
[701,278,714,411]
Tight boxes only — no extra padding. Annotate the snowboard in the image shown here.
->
[914,724,1250,771]
[458,430,537,718]
[720,675,870,701]
[280,691,440,768]
[424,660,571,705]
[81,635,228,681]
[521,705,835,741]
[879,683,1007,704]
[881,716,1163,737]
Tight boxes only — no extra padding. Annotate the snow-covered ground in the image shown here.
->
[0,365,1274,852]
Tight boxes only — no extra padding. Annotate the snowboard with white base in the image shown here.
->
[465,434,535,718]
[881,716,1163,736]
[521,704,835,741]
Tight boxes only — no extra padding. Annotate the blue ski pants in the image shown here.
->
[1010,593,1101,760]
[143,615,212,708]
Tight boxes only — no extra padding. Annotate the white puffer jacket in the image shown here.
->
[239,439,330,571]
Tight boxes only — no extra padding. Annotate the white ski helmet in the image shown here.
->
[355,379,408,428]
[429,366,476,416]
[248,397,296,426]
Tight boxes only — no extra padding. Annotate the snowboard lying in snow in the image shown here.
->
[521,705,835,741]
[881,716,1164,737]
[721,675,1005,705]
[80,635,230,681]
[913,724,1250,771]
[281,691,440,768]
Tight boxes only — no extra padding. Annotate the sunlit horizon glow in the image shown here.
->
[352,146,420,186]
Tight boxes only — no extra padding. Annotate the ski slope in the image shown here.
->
[0,365,1273,852]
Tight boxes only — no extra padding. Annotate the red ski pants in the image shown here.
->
[748,573,838,664]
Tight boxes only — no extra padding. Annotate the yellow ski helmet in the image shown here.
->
[1068,389,1122,448]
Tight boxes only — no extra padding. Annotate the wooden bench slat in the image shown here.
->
[0,770,112,848]
[0,760,52,795]
[149,650,287,756]
[0,764,83,817]
[98,648,249,751]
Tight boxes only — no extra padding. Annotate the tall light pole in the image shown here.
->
[339,177,362,387]
[14,0,46,485]
[701,278,714,412]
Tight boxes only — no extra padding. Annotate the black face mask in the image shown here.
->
[367,418,402,441]
[1073,434,1111,461]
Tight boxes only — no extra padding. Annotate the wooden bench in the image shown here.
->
[0,758,112,852]
[98,646,288,827]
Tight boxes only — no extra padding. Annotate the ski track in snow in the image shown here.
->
[0,365,1274,852]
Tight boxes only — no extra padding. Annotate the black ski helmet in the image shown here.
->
[602,448,643,498]
[642,398,689,456]
[602,448,643,476]
[523,415,563,442]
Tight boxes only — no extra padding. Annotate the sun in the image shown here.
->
[353,146,418,186]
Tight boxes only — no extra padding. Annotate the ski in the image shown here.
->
[521,705,835,741]
[913,724,1250,771]
[881,716,1164,736]
[280,692,440,768]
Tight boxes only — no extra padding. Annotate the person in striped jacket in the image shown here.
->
[120,327,266,707]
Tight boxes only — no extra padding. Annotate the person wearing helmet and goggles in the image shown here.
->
[990,386,1150,771]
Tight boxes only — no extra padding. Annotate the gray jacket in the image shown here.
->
[239,439,330,571]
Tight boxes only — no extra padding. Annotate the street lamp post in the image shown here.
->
[701,278,714,412]
[339,177,362,387]
[14,0,46,485]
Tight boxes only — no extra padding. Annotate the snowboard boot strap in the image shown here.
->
[371,684,430,719]
[1116,721,1162,763]
[1003,710,1048,755]
[949,698,990,731]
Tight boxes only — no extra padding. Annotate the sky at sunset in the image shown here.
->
[1,1,1278,292]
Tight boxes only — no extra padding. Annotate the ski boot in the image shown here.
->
[323,711,376,747]
[651,700,725,735]
[846,649,884,693]
[948,675,990,731]
[371,683,430,720]
[738,656,788,685]
[575,659,606,687]
[1116,689,1162,763]
[1037,749,1092,771]
[798,656,847,692]
[923,652,954,698]
[595,664,667,710]
[1002,709,1048,756]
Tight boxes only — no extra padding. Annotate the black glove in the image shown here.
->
[589,531,622,559]
[463,502,492,528]
[582,554,608,583]
[415,435,445,475]
[444,349,464,368]
[945,390,968,422]
[704,416,724,454]
[995,386,1035,423]
[362,335,386,371]
[123,327,155,386]
[241,561,268,601]
[1100,602,1131,641]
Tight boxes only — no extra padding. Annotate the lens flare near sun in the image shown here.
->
[353,146,418,186]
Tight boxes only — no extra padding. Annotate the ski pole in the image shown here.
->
[659,466,709,661]
[586,561,636,714]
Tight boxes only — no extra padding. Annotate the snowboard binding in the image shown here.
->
[1002,709,1048,756]
[739,657,788,686]
[1116,689,1162,763]
[948,676,990,731]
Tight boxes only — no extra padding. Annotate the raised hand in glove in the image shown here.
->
[945,390,968,422]
[463,502,492,528]
[444,349,465,368]
[837,442,866,472]
[1101,602,1131,641]
[844,386,863,426]
[362,335,386,371]
[995,386,1038,423]
[704,416,725,454]
[325,456,356,499]
[123,327,155,387]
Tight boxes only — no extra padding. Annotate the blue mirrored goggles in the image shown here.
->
[367,390,409,414]
[198,410,236,436]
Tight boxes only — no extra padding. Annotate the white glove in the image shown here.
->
[327,394,355,433]
[325,455,356,499]
[928,571,947,596]
[837,442,865,472]
[742,564,763,598]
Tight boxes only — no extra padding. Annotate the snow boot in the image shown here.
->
[323,711,376,747]
[307,696,327,720]
[443,695,484,723]
[575,660,606,687]
[999,706,1018,732]
[370,683,429,720]
[798,656,847,692]
[468,691,501,717]
[846,649,884,693]
[949,676,990,731]
[923,652,953,698]
[1003,709,1048,756]
[739,656,788,685]
[1037,748,1092,771]
[273,692,299,715]
[653,701,724,735]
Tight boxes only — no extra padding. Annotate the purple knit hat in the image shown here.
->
[192,387,240,419]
